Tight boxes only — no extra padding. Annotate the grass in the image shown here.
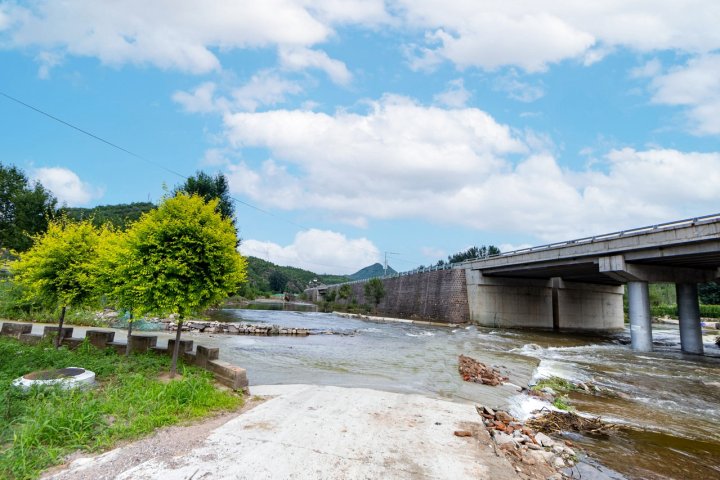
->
[650,303,720,319]
[0,336,243,480]
[531,376,577,395]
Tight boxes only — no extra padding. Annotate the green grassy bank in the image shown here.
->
[0,337,243,480]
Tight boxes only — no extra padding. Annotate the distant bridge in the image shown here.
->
[308,213,720,356]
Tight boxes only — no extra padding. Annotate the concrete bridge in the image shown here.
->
[308,213,720,355]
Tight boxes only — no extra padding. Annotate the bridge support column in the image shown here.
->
[628,281,653,352]
[676,283,704,355]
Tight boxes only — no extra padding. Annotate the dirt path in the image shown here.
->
[43,385,545,480]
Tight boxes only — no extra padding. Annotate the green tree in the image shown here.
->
[14,218,100,348]
[364,278,385,314]
[0,163,57,252]
[268,270,288,293]
[699,281,720,305]
[120,193,246,376]
[447,245,500,264]
[338,284,352,305]
[91,225,141,355]
[173,171,235,223]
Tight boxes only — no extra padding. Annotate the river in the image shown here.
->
[196,309,719,479]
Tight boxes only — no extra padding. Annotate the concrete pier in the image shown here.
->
[628,281,653,352]
[676,283,704,355]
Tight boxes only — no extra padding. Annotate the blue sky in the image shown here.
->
[1,1,720,274]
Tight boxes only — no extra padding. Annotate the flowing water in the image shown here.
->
[200,309,720,479]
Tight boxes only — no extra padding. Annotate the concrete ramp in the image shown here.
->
[48,385,519,480]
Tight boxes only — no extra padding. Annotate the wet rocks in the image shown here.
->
[477,405,577,477]
[458,355,508,386]
[166,321,310,336]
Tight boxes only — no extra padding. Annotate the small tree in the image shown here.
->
[364,278,385,314]
[91,225,139,355]
[173,171,235,224]
[338,284,352,306]
[121,193,246,377]
[14,218,100,348]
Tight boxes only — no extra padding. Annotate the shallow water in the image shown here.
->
[200,310,720,479]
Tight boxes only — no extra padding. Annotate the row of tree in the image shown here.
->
[11,193,246,376]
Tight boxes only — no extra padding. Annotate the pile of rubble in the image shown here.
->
[458,354,508,386]
[166,320,310,336]
[477,405,578,472]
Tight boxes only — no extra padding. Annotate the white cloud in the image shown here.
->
[278,47,352,85]
[218,95,720,241]
[649,54,720,135]
[174,73,303,114]
[240,229,380,274]
[398,1,720,72]
[32,167,103,206]
[630,58,662,79]
[232,71,303,111]
[493,70,544,102]
[0,0,372,74]
[172,82,222,114]
[433,78,470,107]
[35,51,62,79]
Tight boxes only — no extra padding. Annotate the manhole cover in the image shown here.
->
[24,367,87,380]
[13,367,96,391]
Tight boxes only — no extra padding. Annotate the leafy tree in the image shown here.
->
[338,284,352,305]
[447,245,500,264]
[268,270,288,293]
[14,218,100,348]
[325,288,337,302]
[173,171,234,223]
[0,163,57,252]
[120,193,246,376]
[699,281,720,305]
[364,278,385,314]
[91,226,141,355]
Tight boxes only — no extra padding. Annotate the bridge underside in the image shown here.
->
[465,270,624,332]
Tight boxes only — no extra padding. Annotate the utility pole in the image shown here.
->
[384,251,400,277]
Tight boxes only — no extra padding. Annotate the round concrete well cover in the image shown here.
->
[13,367,96,390]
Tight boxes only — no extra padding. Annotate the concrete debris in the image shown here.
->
[458,355,508,386]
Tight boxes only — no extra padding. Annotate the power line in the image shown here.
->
[0,90,424,273]
[0,90,306,228]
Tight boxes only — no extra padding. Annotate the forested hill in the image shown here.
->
[349,263,396,281]
[244,256,349,295]
[64,202,156,229]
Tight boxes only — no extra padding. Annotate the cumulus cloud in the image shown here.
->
[0,0,377,74]
[398,1,720,72]
[240,229,380,274]
[173,72,303,115]
[278,47,352,85]
[649,54,720,135]
[32,167,103,206]
[217,96,720,241]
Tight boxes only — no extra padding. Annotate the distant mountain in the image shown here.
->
[349,263,397,281]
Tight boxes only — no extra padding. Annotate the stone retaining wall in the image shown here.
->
[0,322,248,391]
[342,269,470,324]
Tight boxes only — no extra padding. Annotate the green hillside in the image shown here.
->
[64,202,156,229]
[349,262,396,281]
[242,256,349,296]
